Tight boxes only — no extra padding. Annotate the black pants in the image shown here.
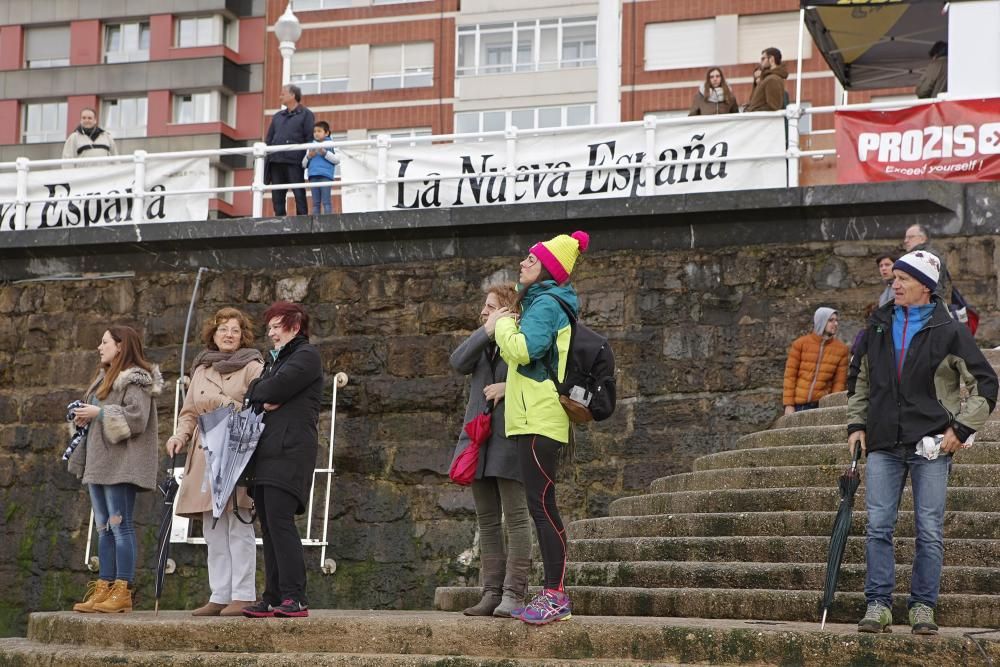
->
[516,434,566,591]
[269,162,308,216]
[255,484,307,605]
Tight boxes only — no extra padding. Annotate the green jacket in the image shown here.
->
[495,281,578,443]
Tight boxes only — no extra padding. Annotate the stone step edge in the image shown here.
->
[14,612,1000,666]
[0,639,656,667]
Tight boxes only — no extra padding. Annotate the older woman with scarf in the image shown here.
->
[451,282,532,618]
[69,325,161,614]
[165,307,264,617]
[485,230,589,626]
[242,301,323,619]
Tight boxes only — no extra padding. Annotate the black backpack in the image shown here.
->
[540,294,617,423]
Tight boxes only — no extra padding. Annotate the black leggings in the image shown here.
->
[255,484,307,605]
[516,434,566,591]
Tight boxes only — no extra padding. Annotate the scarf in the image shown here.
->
[705,86,726,104]
[191,347,264,375]
[76,125,104,142]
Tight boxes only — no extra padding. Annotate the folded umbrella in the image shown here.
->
[450,402,494,486]
[199,404,265,528]
[820,446,863,629]
[153,461,180,615]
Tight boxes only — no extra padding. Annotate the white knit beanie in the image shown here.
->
[893,250,941,290]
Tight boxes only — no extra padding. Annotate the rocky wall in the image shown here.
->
[2,231,999,637]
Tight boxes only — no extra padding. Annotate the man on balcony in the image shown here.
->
[264,84,315,217]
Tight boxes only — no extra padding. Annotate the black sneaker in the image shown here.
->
[273,598,308,618]
[242,601,275,618]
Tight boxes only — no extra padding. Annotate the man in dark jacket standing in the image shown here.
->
[746,47,788,112]
[265,84,315,216]
[848,250,997,635]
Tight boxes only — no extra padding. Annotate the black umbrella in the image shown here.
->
[820,445,863,629]
[153,461,180,615]
[153,267,207,614]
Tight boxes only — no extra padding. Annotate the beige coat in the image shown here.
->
[172,359,264,518]
[68,365,163,491]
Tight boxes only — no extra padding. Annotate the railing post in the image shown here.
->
[786,103,801,188]
[133,150,147,224]
[643,115,657,196]
[375,134,389,211]
[252,142,267,218]
[504,125,517,205]
[14,157,29,231]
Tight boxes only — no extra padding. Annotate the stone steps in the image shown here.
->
[436,586,1000,628]
[649,464,1000,492]
[7,611,1000,667]
[774,406,848,429]
[607,486,999,516]
[819,392,847,407]
[694,442,1000,470]
[566,511,1000,541]
[558,561,999,595]
[736,422,1000,449]
[567,536,1000,566]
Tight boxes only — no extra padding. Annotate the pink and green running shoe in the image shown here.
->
[520,589,572,625]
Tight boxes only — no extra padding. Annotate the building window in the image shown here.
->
[176,15,230,48]
[644,19,715,71]
[24,26,70,68]
[295,0,352,9]
[368,127,432,146]
[454,104,594,134]
[104,21,150,63]
[172,92,233,125]
[291,49,349,95]
[102,97,148,138]
[456,17,597,76]
[736,12,811,63]
[23,101,67,143]
[370,42,434,90]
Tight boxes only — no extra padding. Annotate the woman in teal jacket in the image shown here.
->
[485,229,589,626]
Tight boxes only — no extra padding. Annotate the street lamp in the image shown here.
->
[275,3,303,87]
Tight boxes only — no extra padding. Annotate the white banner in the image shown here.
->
[0,157,211,231]
[339,117,786,212]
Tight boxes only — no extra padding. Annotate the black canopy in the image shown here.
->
[802,0,952,90]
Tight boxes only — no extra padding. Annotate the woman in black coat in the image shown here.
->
[241,301,324,619]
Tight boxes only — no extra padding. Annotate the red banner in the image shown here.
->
[836,98,1000,183]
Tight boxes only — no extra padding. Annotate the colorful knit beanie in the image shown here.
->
[529,230,590,285]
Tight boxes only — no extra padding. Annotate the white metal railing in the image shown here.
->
[0,94,979,230]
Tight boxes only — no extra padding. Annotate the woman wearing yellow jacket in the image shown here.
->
[485,230,589,626]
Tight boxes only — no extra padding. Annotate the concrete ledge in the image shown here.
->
[9,610,1000,666]
[3,181,995,281]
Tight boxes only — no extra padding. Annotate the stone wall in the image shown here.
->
[2,182,999,636]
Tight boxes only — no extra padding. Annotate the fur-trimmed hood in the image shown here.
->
[110,364,164,397]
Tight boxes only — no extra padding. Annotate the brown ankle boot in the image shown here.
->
[220,601,255,617]
[72,580,112,613]
[494,556,531,618]
[192,601,226,616]
[463,554,505,616]
[93,579,132,613]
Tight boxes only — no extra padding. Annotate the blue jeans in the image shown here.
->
[310,176,332,214]
[864,445,951,609]
[89,483,138,584]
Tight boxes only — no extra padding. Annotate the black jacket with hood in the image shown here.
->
[847,298,997,453]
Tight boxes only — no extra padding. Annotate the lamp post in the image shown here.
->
[275,3,302,87]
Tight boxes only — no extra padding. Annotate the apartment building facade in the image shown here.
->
[0,0,266,217]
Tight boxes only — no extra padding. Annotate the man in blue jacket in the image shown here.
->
[848,249,997,635]
[265,85,315,216]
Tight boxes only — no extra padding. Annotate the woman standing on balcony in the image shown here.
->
[485,230,589,626]
[689,68,740,116]
[165,307,264,617]
[69,325,161,614]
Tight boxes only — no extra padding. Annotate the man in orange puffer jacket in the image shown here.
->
[782,307,849,415]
